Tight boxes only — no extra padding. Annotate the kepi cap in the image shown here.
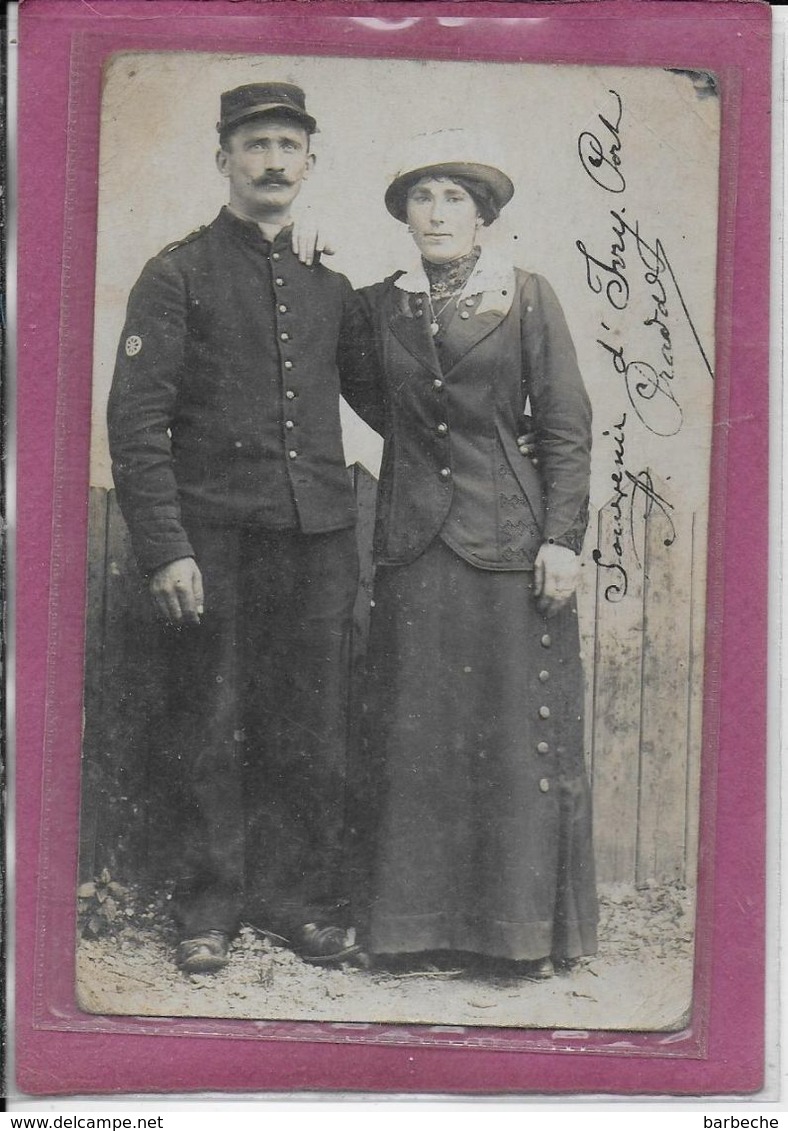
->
[218,83,317,137]
[385,129,513,223]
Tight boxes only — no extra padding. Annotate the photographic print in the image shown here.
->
[76,51,718,1031]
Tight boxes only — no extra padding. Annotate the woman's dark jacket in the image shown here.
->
[356,251,592,569]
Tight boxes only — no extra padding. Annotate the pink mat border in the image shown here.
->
[14,0,771,1097]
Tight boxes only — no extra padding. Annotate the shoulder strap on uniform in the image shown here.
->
[159,226,208,256]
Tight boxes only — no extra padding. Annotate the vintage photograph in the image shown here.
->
[76,51,719,1031]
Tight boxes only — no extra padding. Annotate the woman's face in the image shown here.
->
[405,177,482,264]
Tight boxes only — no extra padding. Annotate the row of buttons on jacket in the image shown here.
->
[422,374,452,480]
[271,253,301,462]
[413,294,479,322]
[538,630,552,787]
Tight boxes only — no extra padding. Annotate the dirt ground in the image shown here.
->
[76,881,695,1032]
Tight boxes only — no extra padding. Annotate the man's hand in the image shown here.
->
[533,542,580,618]
[291,208,336,266]
[149,557,204,625]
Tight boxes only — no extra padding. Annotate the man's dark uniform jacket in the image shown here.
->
[109,206,380,574]
[107,206,380,939]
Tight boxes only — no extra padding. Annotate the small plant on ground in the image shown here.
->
[77,868,131,938]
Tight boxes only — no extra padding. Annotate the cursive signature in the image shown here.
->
[575,205,629,311]
[597,330,683,438]
[593,413,629,601]
[614,212,714,383]
[626,469,677,560]
[578,89,625,194]
[592,415,678,603]
[578,215,712,437]
[577,87,710,598]
[576,90,713,443]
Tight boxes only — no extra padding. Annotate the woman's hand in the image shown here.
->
[533,543,579,618]
[291,208,336,266]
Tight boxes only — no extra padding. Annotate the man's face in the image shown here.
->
[217,115,314,222]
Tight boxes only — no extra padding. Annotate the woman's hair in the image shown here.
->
[408,173,500,226]
[449,175,500,226]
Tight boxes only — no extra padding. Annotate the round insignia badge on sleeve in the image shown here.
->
[125,334,142,357]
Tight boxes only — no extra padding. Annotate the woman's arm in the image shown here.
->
[290,208,337,266]
[336,277,387,436]
[521,273,592,613]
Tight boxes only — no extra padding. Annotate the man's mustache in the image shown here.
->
[252,174,292,188]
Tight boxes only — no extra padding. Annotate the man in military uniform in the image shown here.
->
[108,83,380,974]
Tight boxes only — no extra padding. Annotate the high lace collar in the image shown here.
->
[394,246,517,317]
[422,247,481,300]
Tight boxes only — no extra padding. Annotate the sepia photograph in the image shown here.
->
[75,50,719,1033]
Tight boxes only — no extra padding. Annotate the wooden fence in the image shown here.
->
[80,467,704,888]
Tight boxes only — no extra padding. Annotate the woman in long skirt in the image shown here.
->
[352,131,598,977]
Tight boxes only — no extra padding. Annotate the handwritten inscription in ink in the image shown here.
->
[578,89,625,194]
[575,89,707,600]
[592,413,678,602]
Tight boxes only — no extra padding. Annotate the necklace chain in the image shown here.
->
[427,288,463,335]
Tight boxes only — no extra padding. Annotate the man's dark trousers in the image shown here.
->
[155,520,359,940]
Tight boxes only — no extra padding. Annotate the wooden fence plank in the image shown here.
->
[576,513,598,779]
[78,487,110,882]
[95,493,162,877]
[636,475,694,883]
[683,513,706,886]
[589,499,647,884]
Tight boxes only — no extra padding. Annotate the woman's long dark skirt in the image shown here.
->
[361,538,598,962]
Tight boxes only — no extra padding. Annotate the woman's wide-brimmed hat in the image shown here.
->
[385,129,514,223]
